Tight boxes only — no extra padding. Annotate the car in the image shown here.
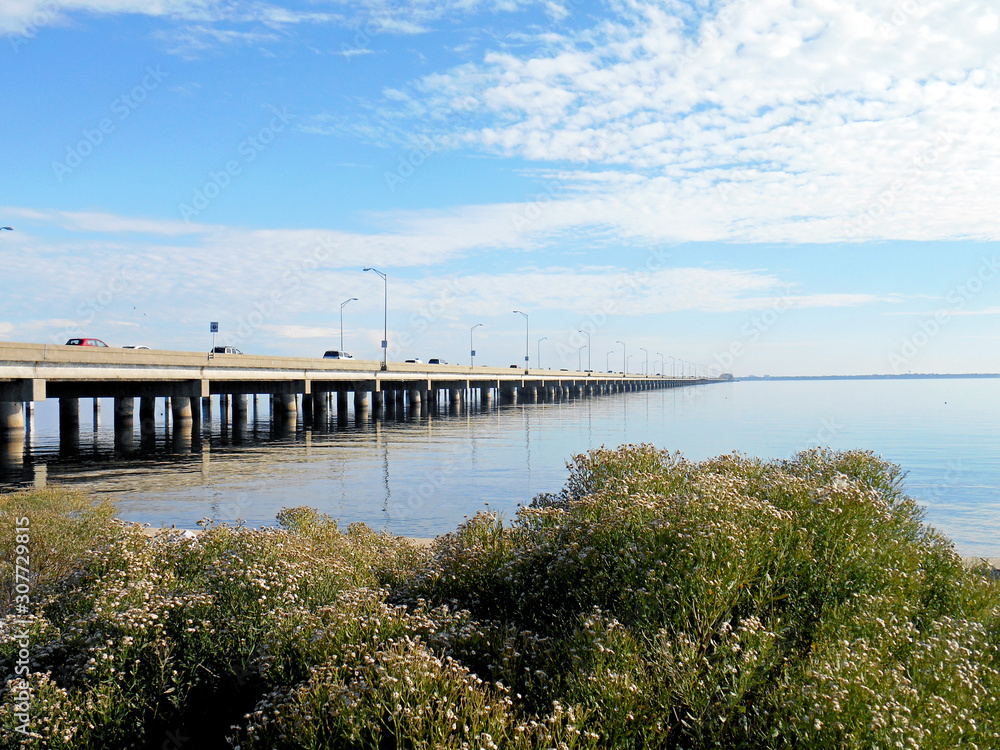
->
[65,338,108,347]
[427,358,447,365]
[122,345,151,350]
[210,346,243,355]
[559,368,569,372]
[323,350,353,359]
[404,358,423,364]
[510,364,520,368]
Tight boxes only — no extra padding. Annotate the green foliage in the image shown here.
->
[1,446,998,749]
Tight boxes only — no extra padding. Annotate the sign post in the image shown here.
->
[210,322,219,354]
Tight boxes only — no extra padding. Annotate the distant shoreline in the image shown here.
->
[737,373,1000,381]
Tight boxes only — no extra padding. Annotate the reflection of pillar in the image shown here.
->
[114,397,134,453]
[170,418,192,454]
[140,397,156,450]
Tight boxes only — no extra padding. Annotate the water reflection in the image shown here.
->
[2,382,998,557]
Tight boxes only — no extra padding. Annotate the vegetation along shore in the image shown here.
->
[1,445,998,749]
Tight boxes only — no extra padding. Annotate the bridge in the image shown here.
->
[0,341,722,459]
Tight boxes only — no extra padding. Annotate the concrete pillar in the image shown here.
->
[59,397,79,436]
[312,391,329,420]
[407,388,422,406]
[114,397,134,452]
[480,387,493,405]
[354,389,370,409]
[337,390,349,415]
[273,393,296,419]
[302,392,313,422]
[501,384,518,403]
[449,388,463,404]
[252,394,259,423]
[202,396,212,422]
[371,391,384,413]
[139,397,156,450]
[171,396,193,423]
[1,402,25,436]
[92,397,101,428]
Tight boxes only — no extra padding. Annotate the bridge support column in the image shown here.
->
[407,389,422,406]
[171,396,193,423]
[312,392,329,421]
[114,397,134,452]
[371,391,384,410]
[201,396,212,422]
[138,397,156,450]
[92,397,101,428]
[480,387,493,405]
[449,388,463,405]
[336,390,349,415]
[354,389,369,410]
[232,394,248,428]
[0,404,24,480]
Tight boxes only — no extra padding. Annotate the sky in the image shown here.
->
[1,0,999,376]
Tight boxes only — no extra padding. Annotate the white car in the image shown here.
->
[122,345,151,350]
[323,350,353,359]
[404,358,423,364]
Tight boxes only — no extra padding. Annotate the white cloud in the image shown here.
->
[332,0,1000,243]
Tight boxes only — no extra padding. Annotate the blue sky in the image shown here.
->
[1,0,998,375]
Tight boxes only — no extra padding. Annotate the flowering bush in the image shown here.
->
[1,446,997,749]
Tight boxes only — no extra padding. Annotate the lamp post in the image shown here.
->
[577,329,591,370]
[537,336,547,369]
[606,351,613,372]
[470,323,483,367]
[626,354,633,374]
[339,297,357,352]
[669,356,675,378]
[362,267,387,370]
[657,352,664,378]
[578,345,586,371]
[514,311,529,371]
[616,340,625,374]
[640,347,648,376]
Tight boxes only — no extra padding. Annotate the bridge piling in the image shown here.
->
[114,397,134,453]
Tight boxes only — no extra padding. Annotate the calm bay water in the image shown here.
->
[2,378,998,557]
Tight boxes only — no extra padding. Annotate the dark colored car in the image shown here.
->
[65,338,109,347]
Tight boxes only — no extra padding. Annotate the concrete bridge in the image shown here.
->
[0,341,720,461]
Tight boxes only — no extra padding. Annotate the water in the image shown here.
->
[2,379,997,557]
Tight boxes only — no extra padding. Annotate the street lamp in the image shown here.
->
[606,351,614,372]
[640,347,648,376]
[362,267,387,370]
[657,352,664,378]
[470,323,483,367]
[616,340,625,374]
[514,311,529,371]
[537,336,547,369]
[626,354,633,374]
[669,355,675,377]
[339,297,357,352]
[578,345,586,371]
[577,329,591,370]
